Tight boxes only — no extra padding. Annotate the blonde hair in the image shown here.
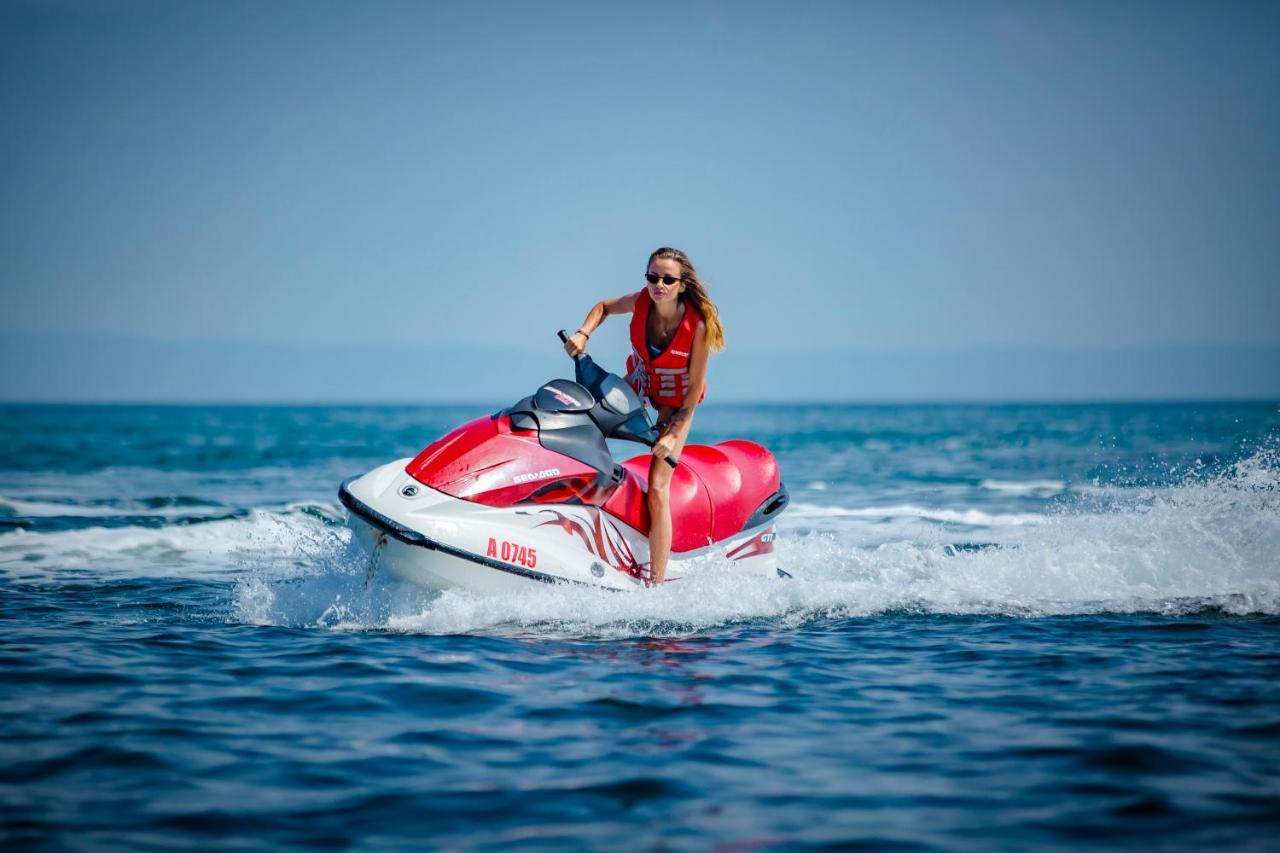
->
[648,247,725,352]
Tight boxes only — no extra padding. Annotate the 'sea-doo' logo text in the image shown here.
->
[513,467,561,484]
[670,349,689,357]
[487,538,537,568]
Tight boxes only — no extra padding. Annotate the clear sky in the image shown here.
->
[1,1,1277,400]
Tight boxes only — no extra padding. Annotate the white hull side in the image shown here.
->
[343,460,780,595]
[347,513,556,594]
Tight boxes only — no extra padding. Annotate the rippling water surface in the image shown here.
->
[3,402,1279,848]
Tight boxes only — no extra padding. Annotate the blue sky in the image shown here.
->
[2,1,1277,400]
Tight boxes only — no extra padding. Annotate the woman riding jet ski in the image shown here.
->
[339,335,789,593]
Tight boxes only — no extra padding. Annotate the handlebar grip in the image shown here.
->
[558,329,581,360]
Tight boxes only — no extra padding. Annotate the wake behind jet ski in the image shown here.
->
[339,333,788,592]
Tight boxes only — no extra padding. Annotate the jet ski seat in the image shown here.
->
[602,440,782,553]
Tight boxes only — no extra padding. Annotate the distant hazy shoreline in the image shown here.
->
[3,333,1278,404]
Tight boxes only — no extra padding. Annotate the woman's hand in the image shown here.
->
[564,332,588,357]
[652,433,678,462]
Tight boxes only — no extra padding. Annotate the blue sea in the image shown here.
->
[2,401,1279,849]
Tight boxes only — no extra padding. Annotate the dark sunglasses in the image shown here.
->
[645,273,683,285]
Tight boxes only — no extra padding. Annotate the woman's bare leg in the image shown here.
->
[647,455,674,584]
[646,406,685,585]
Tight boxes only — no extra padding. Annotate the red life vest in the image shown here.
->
[625,290,707,408]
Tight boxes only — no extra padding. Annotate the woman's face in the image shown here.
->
[646,257,685,305]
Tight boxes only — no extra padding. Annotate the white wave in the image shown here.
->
[0,495,233,519]
[232,544,436,629]
[1,497,130,518]
[788,501,1049,527]
[978,478,1067,496]
[0,507,348,583]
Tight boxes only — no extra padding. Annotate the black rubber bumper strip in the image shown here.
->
[337,478,601,588]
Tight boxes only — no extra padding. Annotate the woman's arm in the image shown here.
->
[653,321,708,452]
[564,291,641,357]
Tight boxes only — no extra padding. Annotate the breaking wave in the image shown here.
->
[0,504,348,583]
[979,478,1067,496]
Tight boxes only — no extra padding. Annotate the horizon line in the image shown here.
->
[4,396,1278,407]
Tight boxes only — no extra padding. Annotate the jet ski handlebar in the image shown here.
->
[558,329,677,469]
[556,328,581,360]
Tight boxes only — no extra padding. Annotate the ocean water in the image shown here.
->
[2,401,1278,849]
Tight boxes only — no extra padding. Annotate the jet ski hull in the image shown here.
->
[340,461,780,594]
[345,508,571,595]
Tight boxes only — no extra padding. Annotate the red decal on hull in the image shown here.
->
[536,508,645,580]
[726,528,776,561]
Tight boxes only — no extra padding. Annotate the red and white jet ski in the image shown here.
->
[339,332,789,592]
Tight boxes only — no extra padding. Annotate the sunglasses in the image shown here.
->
[645,273,683,285]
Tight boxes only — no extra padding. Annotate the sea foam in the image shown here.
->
[3,449,1276,630]
[242,448,1280,634]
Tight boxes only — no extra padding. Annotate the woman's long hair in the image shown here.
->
[648,247,725,352]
